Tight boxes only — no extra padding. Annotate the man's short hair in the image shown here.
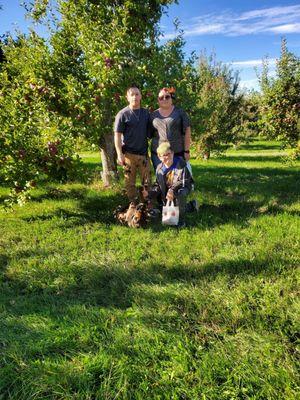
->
[157,141,172,156]
[126,85,140,94]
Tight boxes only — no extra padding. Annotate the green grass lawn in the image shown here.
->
[0,140,299,399]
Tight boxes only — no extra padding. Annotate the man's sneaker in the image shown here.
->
[191,199,199,212]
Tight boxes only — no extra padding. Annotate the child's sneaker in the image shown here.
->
[148,208,161,218]
[177,220,186,228]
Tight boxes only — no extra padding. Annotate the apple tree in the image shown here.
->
[260,39,300,158]
[191,52,243,159]
[26,0,178,185]
[0,33,81,205]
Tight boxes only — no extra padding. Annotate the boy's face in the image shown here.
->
[126,88,141,109]
[159,150,174,167]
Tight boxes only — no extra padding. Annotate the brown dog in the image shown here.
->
[114,201,148,228]
[114,184,152,228]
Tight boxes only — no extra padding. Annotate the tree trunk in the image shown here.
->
[197,143,211,160]
[99,132,118,187]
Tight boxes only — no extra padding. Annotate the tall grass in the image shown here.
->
[0,140,299,399]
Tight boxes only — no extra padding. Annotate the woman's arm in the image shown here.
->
[184,126,191,161]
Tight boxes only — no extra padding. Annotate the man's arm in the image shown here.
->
[147,113,155,138]
[114,131,125,165]
[184,126,191,161]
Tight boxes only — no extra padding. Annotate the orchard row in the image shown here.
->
[0,1,299,205]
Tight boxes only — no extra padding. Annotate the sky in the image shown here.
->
[1,0,300,91]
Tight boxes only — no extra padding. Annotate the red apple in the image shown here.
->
[18,149,26,159]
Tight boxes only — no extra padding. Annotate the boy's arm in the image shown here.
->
[171,166,192,193]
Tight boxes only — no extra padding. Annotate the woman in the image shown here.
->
[150,87,191,170]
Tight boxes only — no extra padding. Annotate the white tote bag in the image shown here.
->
[162,200,179,226]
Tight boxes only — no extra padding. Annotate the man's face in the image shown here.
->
[126,88,141,108]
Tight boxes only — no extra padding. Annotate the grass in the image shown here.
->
[0,139,299,399]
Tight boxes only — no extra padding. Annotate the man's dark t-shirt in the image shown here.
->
[114,106,150,156]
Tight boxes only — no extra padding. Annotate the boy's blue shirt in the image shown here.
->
[161,156,180,176]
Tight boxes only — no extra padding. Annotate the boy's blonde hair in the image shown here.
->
[157,141,172,156]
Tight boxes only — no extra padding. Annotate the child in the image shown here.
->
[149,141,197,227]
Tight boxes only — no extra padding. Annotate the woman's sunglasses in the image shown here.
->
[158,94,171,101]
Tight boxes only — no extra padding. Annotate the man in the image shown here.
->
[114,86,151,202]
[149,141,197,228]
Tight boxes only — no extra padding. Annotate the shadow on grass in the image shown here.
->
[235,142,282,151]
[21,187,126,226]
[1,253,297,387]
[191,201,299,229]
[1,246,297,398]
[220,155,285,163]
[185,163,299,229]
[17,161,299,230]
[193,164,299,201]
[30,187,90,202]
[0,253,9,271]
[2,249,295,311]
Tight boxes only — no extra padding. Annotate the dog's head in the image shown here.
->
[114,201,149,228]
[128,202,148,228]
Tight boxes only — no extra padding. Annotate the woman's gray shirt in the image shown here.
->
[150,107,190,154]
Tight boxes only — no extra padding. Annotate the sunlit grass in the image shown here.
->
[0,139,299,399]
